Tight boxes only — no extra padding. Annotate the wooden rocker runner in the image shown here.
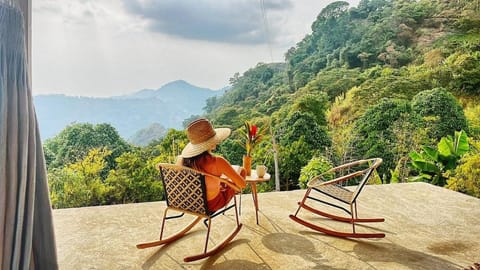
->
[137,163,242,262]
[290,158,385,238]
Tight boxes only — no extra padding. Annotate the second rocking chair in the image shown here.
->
[290,158,385,238]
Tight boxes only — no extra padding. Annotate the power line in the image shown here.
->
[260,0,274,63]
[260,0,280,191]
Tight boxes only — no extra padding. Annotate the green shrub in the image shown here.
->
[447,140,480,198]
[465,104,480,139]
[351,98,413,180]
[411,88,468,140]
[298,156,333,189]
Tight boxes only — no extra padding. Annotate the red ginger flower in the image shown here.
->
[240,121,265,157]
[250,125,257,138]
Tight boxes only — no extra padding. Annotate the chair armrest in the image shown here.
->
[192,169,242,193]
[324,158,382,174]
[306,158,382,188]
[156,163,242,193]
[326,159,365,173]
[307,169,367,188]
[219,178,242,193]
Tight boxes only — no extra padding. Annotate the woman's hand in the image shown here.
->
[238,166,246,178]
[231,165,246,178]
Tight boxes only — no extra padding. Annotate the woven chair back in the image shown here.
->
[158,164,210,216]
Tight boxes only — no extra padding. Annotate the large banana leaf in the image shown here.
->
[422,146,439,162]
[438,130,469,158]
[438,136,453,157]
[408,151,440,173]
[408,130,470,186]
[408,151,423,161]
[443,158,457,171]
[411,160,440,173]
[454,130,469,156]
[408,173,432,182]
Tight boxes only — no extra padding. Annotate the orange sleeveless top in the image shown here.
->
[193,155,246,201]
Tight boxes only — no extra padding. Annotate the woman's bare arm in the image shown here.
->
[216,157,246,189]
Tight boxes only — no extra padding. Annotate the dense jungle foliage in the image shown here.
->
[45,0,480,208]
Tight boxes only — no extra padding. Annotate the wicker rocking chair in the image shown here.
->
[290,158,385,238]
[137,163,242,262]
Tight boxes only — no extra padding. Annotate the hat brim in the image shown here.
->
[181,128,231,158]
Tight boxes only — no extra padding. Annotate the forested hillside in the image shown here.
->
[204,0,480,190]
[45,0,480,209]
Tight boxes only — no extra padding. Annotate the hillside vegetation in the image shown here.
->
[205,0,480,189]
[45,0,480,208]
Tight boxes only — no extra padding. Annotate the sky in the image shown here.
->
[32,0,360,97]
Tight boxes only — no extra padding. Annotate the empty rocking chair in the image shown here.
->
[290,158,385,238]
[137,163,242,262]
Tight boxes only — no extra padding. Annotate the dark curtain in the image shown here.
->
[0,1,58,269]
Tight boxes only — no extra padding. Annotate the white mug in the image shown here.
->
[256,165,267,178]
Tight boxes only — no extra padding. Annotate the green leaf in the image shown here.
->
[411,160,440,173]
[443,158,457,171]
[408,174,432,182]
[422,146,439,162]
[454,130,469,156]
[438,136,453,157]
[409,151,423,161]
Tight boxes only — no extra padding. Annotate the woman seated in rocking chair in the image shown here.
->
[177,118,246,212]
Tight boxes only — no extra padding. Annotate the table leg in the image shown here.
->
[238,190,242,215]
[250,183,259,224]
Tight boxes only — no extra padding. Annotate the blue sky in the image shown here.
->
[32,0,359,97]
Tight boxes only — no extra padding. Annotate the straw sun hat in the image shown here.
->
[181,118,231,158]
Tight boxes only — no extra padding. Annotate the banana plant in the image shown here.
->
[409,130,469,186]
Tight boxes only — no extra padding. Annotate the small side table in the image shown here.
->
[245,171,271,225]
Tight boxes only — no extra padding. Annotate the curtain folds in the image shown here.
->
[0,1,58,269]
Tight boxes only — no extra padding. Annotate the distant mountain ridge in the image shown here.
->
[34,80,226,141]
[114,80,220,101]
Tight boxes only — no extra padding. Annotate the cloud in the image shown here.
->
[33,0,103,26]
[32,0,361,97]
[121,0,292,44]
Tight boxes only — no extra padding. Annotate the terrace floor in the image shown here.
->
[53,182,480,270]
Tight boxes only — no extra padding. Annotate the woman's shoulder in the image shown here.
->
[198,155,227,176]
[211,155,231,165]
[205,155,232,171]
[212,155,226,161]
[198,154,227,165]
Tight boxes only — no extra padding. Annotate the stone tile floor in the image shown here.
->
[54,182,480,269]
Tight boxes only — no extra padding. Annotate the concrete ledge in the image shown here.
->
[54,182,480,269]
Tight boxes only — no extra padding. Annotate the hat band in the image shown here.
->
[189,131,216,145]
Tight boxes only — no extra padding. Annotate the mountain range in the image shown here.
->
[33,80,226,143]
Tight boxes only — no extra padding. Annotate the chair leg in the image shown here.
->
[350,203,356,234]
[204,217,212,253]
[233,195,240,226]
[159,208,169,240]
[183,223,242,262]
[183,197,243,262]
[293,188,312,217]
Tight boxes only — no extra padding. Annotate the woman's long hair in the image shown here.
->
[182,151,211,171]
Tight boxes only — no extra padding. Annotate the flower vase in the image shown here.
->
[242,155,252,176]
